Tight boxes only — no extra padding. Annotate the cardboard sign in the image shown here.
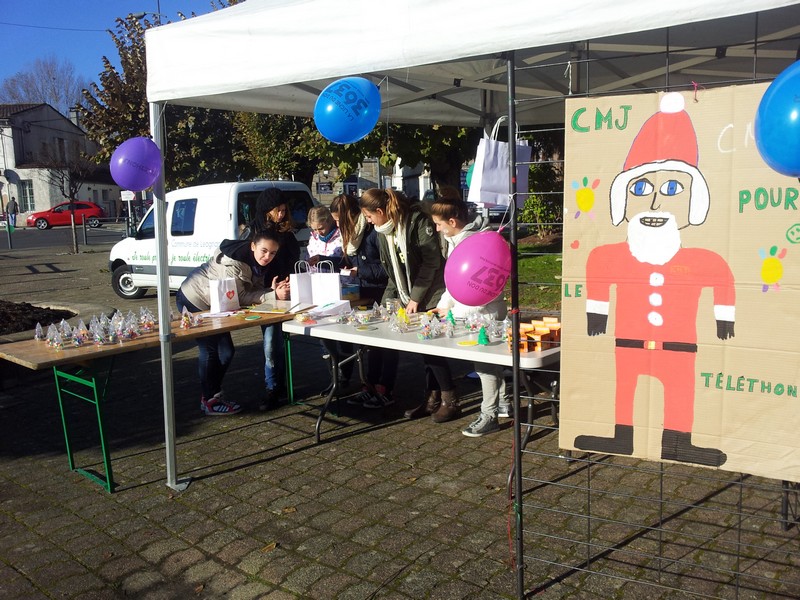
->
[559,84,800,482]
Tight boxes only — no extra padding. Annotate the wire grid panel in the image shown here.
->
[517,401,800,598]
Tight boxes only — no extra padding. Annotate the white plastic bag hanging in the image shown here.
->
[467,117,532,207]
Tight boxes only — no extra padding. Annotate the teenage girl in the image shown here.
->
[177,229,290,415]
[358,188,461,422]
[241,188,300,409]
[330,193,396,408]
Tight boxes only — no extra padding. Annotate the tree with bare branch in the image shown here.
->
[0,56,88,116]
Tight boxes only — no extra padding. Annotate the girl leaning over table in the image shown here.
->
[359,187,462,423]
[240,188,300,410]
[304,204,355,394]
[329,193,398,408]
[177,229,290,416]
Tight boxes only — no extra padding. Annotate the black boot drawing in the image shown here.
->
[574,424,634,455]
[661,429,727,467]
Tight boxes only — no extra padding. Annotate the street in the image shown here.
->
[1,222,127,251]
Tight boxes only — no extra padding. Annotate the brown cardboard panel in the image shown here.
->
[560,84,800,481]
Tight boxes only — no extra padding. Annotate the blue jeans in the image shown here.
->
[176,289,235,399]
[262,323,285,391]
[8,213,16,228]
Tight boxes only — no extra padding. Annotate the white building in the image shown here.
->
[0,103,121,222]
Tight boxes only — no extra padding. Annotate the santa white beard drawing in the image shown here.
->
[626,211,682,265]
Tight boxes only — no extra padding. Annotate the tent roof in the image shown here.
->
[146,0,800,127]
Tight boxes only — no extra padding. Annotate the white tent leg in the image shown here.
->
[150,102,190,492]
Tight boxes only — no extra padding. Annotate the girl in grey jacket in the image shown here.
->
[176,229,290,416]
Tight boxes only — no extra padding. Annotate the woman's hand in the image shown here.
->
[272,276,291,301]
[405,299,420,314]
[307,255,321,267]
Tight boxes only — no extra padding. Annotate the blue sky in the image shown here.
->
[0,1,216,84]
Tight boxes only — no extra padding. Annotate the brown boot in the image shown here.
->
[404,390,441,420]
[431,390,461,423]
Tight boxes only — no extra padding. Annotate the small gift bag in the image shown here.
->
[311,260,343,305]
[209,278,240,313]
[290,260,314,305]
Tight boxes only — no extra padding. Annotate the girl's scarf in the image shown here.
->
[318,225,338,243]
[376,219,412,305]
[346,214,368,256]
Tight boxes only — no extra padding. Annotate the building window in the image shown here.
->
[19,180,35,212]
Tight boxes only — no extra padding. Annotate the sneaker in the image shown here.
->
[363,385,394,409]
[462,414,499,437]
[498,404,514,418]
[347,387,373,406]
[201,393,242,416]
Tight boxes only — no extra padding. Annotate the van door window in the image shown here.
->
[236,190,263,236]
[137,208,156,240]
[171,199,197,236]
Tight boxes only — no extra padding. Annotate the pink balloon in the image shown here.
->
[444,231,511,306]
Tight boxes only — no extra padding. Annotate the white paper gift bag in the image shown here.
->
[467,118,532,207]
[209,278,240,313]
[311,260,343,305]
[290,260,314,305]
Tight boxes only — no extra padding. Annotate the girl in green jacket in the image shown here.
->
[359,188,461,423]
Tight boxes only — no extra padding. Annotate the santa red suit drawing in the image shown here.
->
[574,92,736,467]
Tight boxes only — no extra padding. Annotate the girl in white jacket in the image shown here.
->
[430,198,511,437]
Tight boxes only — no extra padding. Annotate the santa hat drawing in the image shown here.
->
[609,92,710,226]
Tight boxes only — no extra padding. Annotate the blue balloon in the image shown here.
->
[755,61,800,177]
[313,77,381,144]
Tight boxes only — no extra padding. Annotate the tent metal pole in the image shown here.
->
[507,52,525,599]
[149,102,189,492]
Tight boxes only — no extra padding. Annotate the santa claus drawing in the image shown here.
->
[574,92,736,467]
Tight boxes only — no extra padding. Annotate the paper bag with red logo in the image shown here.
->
[209,278,240,313]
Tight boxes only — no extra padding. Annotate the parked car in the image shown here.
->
[27,201,105,230]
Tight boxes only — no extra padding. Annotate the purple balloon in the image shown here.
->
[444,231,511,306]
[110,137,162,191]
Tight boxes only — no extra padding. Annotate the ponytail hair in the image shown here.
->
[359,188,410,229]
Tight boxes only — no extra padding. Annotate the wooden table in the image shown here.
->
[283,318,560,442]
[0,311,291,492]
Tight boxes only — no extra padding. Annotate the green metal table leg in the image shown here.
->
[53,357,116,493]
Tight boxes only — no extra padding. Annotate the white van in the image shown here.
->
[109,180,318,299]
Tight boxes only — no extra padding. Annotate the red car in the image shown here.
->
[27,201,105,230]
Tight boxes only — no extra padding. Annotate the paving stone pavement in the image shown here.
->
[1,239,798,599]
[0,241,532,599]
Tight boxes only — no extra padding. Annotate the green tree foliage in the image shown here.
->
[518,127,565,235]
[233,113,367,187]
[78,11,254,189]
[380,124,482,190]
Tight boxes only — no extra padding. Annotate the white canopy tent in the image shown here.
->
[146,0,800,127]
[143,0,800,499]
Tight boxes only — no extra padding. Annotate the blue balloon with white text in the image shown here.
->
[313,77,381,144]
[755,61,800,177]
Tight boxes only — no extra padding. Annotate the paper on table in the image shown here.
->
[199,311,239,318]
[249,302,315,314]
